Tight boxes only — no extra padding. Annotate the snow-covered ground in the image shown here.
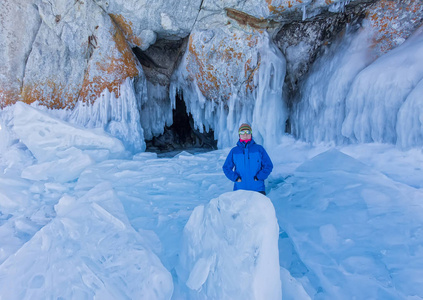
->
[1,103,423,299]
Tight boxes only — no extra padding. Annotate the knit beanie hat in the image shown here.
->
[238,123,252,133]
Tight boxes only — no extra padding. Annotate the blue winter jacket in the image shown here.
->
[222,139,273,192]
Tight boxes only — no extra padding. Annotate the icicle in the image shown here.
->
[139,81,173,140]
[302,5,307,21]
[328,0,351,13]
[252,34,287,148]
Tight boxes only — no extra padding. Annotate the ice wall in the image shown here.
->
[171,31,287,149]
[397,78,423,148]
[343,26,423,146]
[42,75,173,153]
[292,24,423,149]
[68,78,145,153]
[291,26,373,144]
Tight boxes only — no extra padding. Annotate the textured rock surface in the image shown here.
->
[181,27,261,102]
[21,0,142,109]
[275,3,370,98]
[94,0,202,46]
[0,0,41,108]
[135,38,187,87]
[366,0,423,56]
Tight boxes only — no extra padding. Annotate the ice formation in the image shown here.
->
[0,183,174,300]
[178,190,281,300]
[138,80,173,141]
[171,32,287,149]
[291,26,373,144]
[68,78,145,153]
[56,76,173,153]
[3,67,171,156]
[292,23,423,149]
[328,0,351,13]
[397,79,423,148]
[0,103,174,300]
[12,102,126,182]
[343,25,423,146]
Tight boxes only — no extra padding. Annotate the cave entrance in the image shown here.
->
[145,91,217,155]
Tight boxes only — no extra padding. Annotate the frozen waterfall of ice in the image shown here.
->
[66,76,173,152]
[171,32,288,149]
[68,78,145,152]
[137,78,174,141]
[343,25,423,146]
[293,23,423,149]
[291,25,373,144]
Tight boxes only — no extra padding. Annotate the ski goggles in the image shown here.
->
[238,130,252,135]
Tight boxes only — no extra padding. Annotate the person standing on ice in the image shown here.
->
[222,123,273,195]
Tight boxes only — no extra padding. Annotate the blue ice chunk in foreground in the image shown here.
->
[178,190,281,300]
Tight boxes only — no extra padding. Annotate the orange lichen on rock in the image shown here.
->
[247,35,259,48]
[21,81,79,109]
[367,0,423,54]
[109,14,142,47]
[0,88,20,109]
[266,0,306,15]
[18,20,139,109]
[79,20,140,104]
[185,31,260,102]
[1,13,140,110]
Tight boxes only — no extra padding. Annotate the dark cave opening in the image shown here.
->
[131,42,217,154]
[145,91,217,154]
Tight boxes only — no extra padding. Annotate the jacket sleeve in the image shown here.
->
[222,149,239,182]
[256,147,273,180]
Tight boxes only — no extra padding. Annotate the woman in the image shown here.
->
[222,123,273,195]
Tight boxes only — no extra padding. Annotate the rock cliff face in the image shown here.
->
[1,0,422,149]
[0,0,41,108]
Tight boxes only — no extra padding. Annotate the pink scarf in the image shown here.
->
[240,138,252,143]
